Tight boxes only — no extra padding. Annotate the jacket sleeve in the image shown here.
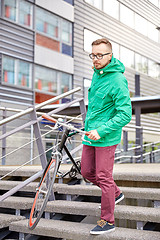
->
[97,76,132,138]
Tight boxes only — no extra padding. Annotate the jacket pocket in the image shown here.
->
[93,91,106,109]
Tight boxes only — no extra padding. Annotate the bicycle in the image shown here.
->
[28,114,90,230]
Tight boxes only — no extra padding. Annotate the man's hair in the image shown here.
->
[92,38,112,52]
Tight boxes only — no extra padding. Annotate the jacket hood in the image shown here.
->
[94,55,125,75]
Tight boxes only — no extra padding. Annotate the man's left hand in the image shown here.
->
[87,130,101,140]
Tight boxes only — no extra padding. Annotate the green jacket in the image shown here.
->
[83,56,132,147]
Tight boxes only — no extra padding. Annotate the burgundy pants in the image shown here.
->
[81,144,120,224]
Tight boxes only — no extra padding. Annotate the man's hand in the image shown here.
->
[87,130,101,141]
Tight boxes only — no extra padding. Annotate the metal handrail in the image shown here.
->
[0,87,81,126]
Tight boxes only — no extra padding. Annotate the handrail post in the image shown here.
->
[30,107,47,170]
[2,108,7,165]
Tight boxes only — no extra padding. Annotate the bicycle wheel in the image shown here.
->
[28,155,59,230]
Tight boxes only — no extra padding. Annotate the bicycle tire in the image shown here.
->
[28,156,59,230]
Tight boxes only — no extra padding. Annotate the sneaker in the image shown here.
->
[115,192,124,204]
[99,192,124,209]
[90,219,115,235]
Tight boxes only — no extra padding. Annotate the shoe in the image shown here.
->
[99,192,124,209]
[90,219,115,235]
[115,192,124,204]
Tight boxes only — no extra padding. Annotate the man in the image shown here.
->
[81,38,132,234]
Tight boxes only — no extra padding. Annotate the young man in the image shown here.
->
[81,38,132,234]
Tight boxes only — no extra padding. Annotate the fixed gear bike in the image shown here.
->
[28,114,89,230]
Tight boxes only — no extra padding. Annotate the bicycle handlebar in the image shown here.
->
[42,114,89,136]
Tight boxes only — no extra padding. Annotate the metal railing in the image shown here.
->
[0,88,160,201]
[0,87,87,201]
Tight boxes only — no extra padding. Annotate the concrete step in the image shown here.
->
[0,163,160,182]
[1,196,160,223]
[1,181,160,201]
[45,200,160,223]
[9,218,160,240]
[0,196,33,210]
[54,183,160,201]
[0,213,25,229]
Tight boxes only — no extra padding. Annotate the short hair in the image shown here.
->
[92,38,112,52]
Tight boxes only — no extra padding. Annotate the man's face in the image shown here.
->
[92,43,112,69]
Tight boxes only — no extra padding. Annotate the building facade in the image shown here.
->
[0,0,160,164]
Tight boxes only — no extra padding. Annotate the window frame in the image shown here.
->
[3,0,33,29]
[2,55,32,89]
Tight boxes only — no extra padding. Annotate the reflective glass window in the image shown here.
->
[19,0,32,28]
[103,0,119,20]
[120,46,134,69]
[135,14,148,36]
[2,56,32,88]
[36,8,59,39]
[63,0,74,5]
[62,19,72,44]
[4,0,16,21]
[35,66,57,93]
[120,4,134,28]
[110,41,120,59]
[60,73,72,103]
[85,0,102,10]
[148,60,160,78]
[60,73,72,94]
[36,7,73,56]
[18,60,31,87]
[84,29,101,53]
[2,56,15,84]
[135,53,148,74]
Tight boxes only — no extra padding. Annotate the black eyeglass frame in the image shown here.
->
[89,53,111,60]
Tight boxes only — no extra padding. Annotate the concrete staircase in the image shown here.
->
[0,164,160,239]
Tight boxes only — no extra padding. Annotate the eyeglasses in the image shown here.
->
[89,53,111,60]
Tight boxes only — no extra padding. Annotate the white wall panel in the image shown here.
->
[35,45,74,74]
[36,0,74,22]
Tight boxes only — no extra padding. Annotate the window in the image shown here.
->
[4,0,16,21]
[62,19,72,56]
[60,73,72,94]
[60,73,72,103]
[2,55,32,88]
[103,0,119,20]
[18,61,31,87]
[36,7,73,56]
[148,60,160,79]
[19,0,33,27]
[84,29,101,53]
[85,0,102,10]
[120,4,134,28]
[62,20,72,44]
[36,8,59,39]
[135,54,148,74]
[63,0,74,5]
[3,56,15,84]
[35,66,57,93]
[4,0,33,28]
[120,46,134,69]
[110,41,120,59]
[35,65,72,98]
[84,78,91,102]
[135,14,148,36]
